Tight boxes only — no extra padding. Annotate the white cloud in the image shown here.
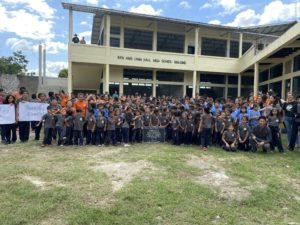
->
[80,21,88,26]
[226,1,300,27]
[3,0,55,19]
[200,3,212,9]
[179,1,191,9]
[102,4,109,9]
[130,4,163,15]
[115,3,121,8]
[6,38,67,54]
[208,19,221,25]
[226,9,259,27]
[86,0,98,5]
[214,0,238,11]
[78,31,91,38]
[258,0,300,25]
[0,4,54,40]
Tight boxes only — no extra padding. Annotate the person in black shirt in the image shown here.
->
[250,116,272,153]
[288,95,300,151]
[283,93,298,146]
[72,34,79,43]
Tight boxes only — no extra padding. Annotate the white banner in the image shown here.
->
[19,102,49,121]
[0,105,16,125]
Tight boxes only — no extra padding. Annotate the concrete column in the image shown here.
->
[68,61,72,94]
[120,19,124,48]
[237,74,242,97]
[291,77,294,94]
[281,79,286,99]
[69,10,73,43]
[198,73,201,95]
[152,21,157,51]
[225,75,228,98]
[43,47,46,85]
[103,64,110,94]
[152,70,157,97]
[105,15,111,47]
[38,45,42,85]
[184,30,188,54]
[226,33,231,58]
[239,33,243,58]
[199,36,202,55]
[183,85,186,97]
[254,63,259,97]
[195,28,199,55]
[192,70,197,98]
[119,82,124,96]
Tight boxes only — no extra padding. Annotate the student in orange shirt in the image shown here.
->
[59,90,69,108]
[74,93,88,137]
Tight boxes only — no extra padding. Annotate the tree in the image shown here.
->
[0,51,28,75]
[58,68,68,78]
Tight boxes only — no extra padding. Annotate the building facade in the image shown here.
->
[62,3,300,99]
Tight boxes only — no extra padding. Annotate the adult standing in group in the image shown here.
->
[283,92,298,147]
[0,88,5,143]
[3,95,17,144]
[17,90,31,142]
[74,93,88,137]
[288,95,300,151]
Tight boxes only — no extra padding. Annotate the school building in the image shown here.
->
[62,2,300,99]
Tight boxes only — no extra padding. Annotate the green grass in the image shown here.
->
[0,138,300,225]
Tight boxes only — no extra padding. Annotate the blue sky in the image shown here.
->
[0,0,299,76]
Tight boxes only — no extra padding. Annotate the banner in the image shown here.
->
[0,105,16,125]
[18,102,48,121]
[142,128,165,143]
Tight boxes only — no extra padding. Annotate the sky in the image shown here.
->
[0,0,299,77]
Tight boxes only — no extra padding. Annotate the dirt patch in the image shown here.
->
[92,160,155,192]
[187,155,251,201]
[22,175,65,190]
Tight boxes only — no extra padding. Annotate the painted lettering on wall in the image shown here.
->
[117,56,186,65]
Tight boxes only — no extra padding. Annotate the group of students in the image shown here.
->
[1,87,300,153]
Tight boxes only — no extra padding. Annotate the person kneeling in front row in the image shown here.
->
[250,116,272,153]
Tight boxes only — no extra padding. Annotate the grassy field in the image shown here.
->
[0,138,300,225]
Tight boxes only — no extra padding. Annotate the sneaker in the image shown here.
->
[124,144,130,147]
[98,145,101,147]
[41,144,45,147]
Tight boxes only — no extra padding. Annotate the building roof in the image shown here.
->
[62,2,297,34]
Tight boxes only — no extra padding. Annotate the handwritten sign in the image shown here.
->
[19,102,48,121]
[0,105,15,124]
[143,128,165,143]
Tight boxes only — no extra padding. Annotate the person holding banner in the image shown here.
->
[17,90,31,143]
[3,95,17,144]
[34,93,47,141]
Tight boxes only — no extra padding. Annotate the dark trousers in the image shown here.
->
[65,127,73,145]
[250,137,271,152]
[238,139,250,151]
[43,128,53,145]
[193,130,200,145]
[172,129,179,145]
[86,130,94,145]
[269,126,284,152]
[56,126,63,145]
[4,124,17,143]
[96,127,105,145]
[185,131,192,145]
[122,128,129,144]
[289,121,300,150]
[116,128,122,143]
[178,130,185,145]
[18,121,30,142]
[34,122,42,140]
[213,131,222,146]
[107,130,116,145]
[223,141,237,152]
[132,128,142,143]
[73,130,83,145]
[31,121,38,131]
[201,128,211,148]
[1,125,6,142]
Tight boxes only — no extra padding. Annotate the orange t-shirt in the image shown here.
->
[74,100,88,116]
[60,96,69,108]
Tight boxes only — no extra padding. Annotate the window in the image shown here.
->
[228,88,237,99]
[230,41,239,58]
[157,32,184,53]
[269,81,282,97]
[242,42,252,54]
[241,88,252,97]
[124,83,152,96]
[259,84,268,94]
[270,64,283,79]
[123,69,153,81]
[156,84,183,97]
[242,76,254,84]
[156,71,184,82]
[200,74,225,84]
[201,38,227,57]
[110,26,120,47]
[259,70,269,82]
[188,46,195,54]
[124,28,153,50]
[285,60,292,74]
[294,55,300,72]
[110,37,120,47]
[199,87,224,99]
[293,76,300,95]
[228,75,238,84]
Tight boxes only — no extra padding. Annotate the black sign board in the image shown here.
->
[142,128,165,143]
